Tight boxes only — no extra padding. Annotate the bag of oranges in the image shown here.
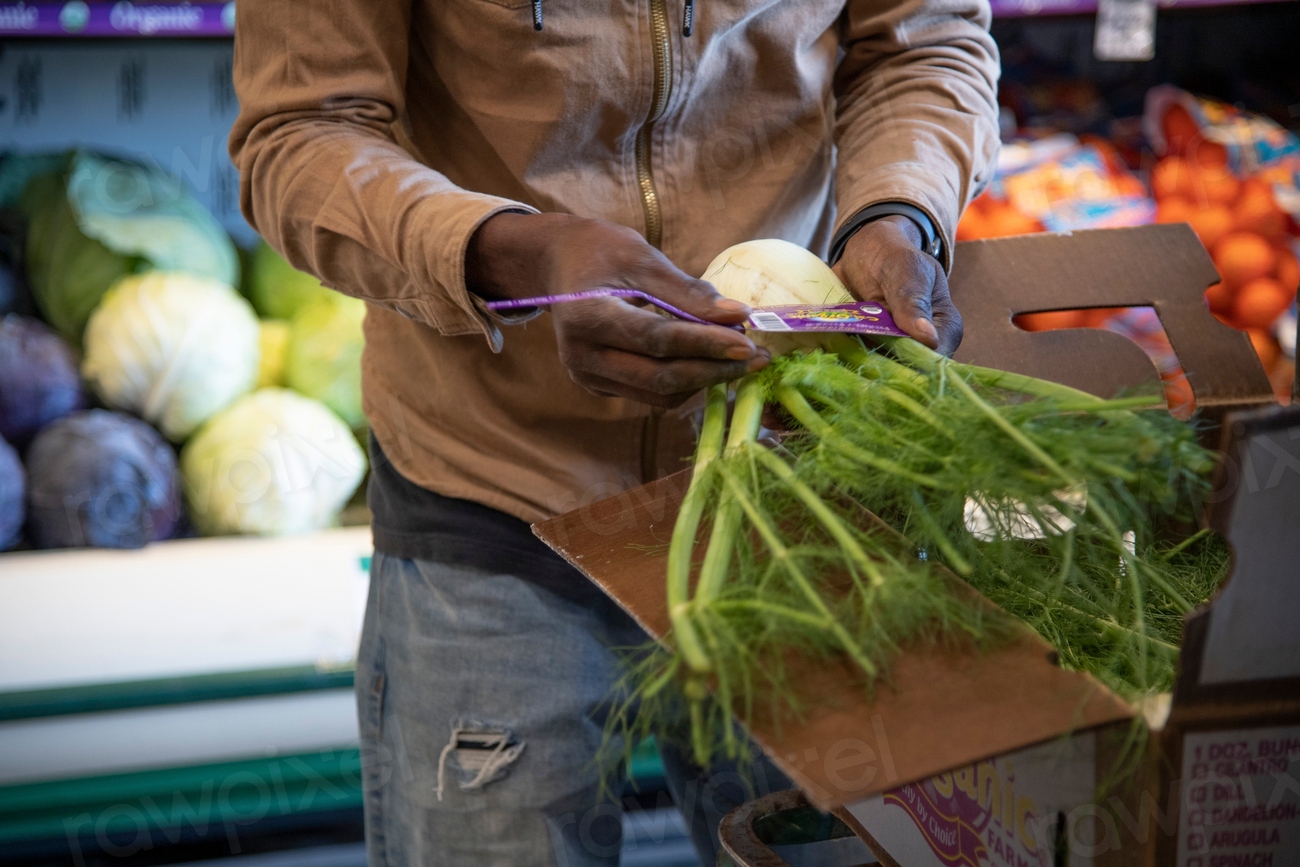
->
[958,134,1154,241]
[1145,86,1299,338]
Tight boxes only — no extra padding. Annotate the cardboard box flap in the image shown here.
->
[949,224,1274,417]
[534,471,1134,810]
[1173,403,1300,716]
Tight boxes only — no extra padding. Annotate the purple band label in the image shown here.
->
[747,302,907,337]
[0,1,236,36]
[485,291,910,336]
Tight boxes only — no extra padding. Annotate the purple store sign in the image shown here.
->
[990,0,1293,15]
[0,2,235,37]
[0,0,1292,35]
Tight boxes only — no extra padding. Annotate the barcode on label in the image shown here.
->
[748,311,792,331]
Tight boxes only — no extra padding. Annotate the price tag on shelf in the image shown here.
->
[1094,0,1156,61]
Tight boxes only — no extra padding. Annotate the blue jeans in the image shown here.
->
[355,552,790,867]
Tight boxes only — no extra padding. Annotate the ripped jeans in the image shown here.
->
[356,552,790,867]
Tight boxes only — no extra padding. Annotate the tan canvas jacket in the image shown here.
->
[230,0,1000,525]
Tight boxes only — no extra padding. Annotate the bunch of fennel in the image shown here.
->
[608,240,1228,771]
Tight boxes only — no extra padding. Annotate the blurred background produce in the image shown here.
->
[284,293,367,430]
[0,433,23,551]
[15,151,239,344]
[24,409,182,549]
[256,318,292,388]
[1146,94,1299,356]
[81,271,261,440]
[181,388,367,538]
[248,241,332,320]
[0,314,84,445]
[961,65,1299,404]
[0,148,367,552]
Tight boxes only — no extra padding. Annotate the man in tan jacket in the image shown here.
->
[232,0,999,863]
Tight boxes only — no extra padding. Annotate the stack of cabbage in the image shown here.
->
[0,313,181,550]
[0,313,90,550]
[0,151,366,548]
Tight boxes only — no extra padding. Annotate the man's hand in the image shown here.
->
[466,212,769,407]
[833,215,963,356]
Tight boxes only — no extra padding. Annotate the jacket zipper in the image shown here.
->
[636,0,672,248]
[636,1,673,479]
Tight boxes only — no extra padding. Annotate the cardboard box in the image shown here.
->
[947,224,1274,425]
[533,226,1299,866]
[841,400,1300,866]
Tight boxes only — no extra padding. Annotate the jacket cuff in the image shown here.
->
[408,194,540,351]
[835,167,959,273]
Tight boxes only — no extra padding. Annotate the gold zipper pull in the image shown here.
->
[636,0,673,248]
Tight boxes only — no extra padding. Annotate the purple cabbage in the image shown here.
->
[0,433,22,550]
[0,314,85,445]
[25,410,181,549]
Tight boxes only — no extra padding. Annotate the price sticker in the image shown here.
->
[746,302,908,337]
[1094,0,1156,62]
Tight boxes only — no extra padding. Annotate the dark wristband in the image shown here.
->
[828,202,943,266]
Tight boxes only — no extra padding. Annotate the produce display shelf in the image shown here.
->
[0,708,669,851]
[0,664,356,722]
[0,528,373,698]
[1,689,359,786]
[0,527,672,856]
[0,748,363,847]
[1,747,676,864]
[0,529,372,789]
[0,2,235,38]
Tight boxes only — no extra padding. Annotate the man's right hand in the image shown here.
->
[466,212,769,407]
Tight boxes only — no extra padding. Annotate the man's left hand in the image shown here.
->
[832,215,963,356]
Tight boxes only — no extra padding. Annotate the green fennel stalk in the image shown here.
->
[608,335,1226,777]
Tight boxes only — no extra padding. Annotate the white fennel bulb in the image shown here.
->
[702,239,856,354]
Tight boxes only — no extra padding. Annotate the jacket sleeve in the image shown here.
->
[834,0,1001,271]
[228,0,535,344]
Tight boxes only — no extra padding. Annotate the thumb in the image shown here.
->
[884,261,941,349]
[632,251,751,326]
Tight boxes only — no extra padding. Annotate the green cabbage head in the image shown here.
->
[21,151,239,344]
[248,242,332,320]
[81,272,260,441]
[285,294,366,430]
[181,388,366,536]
